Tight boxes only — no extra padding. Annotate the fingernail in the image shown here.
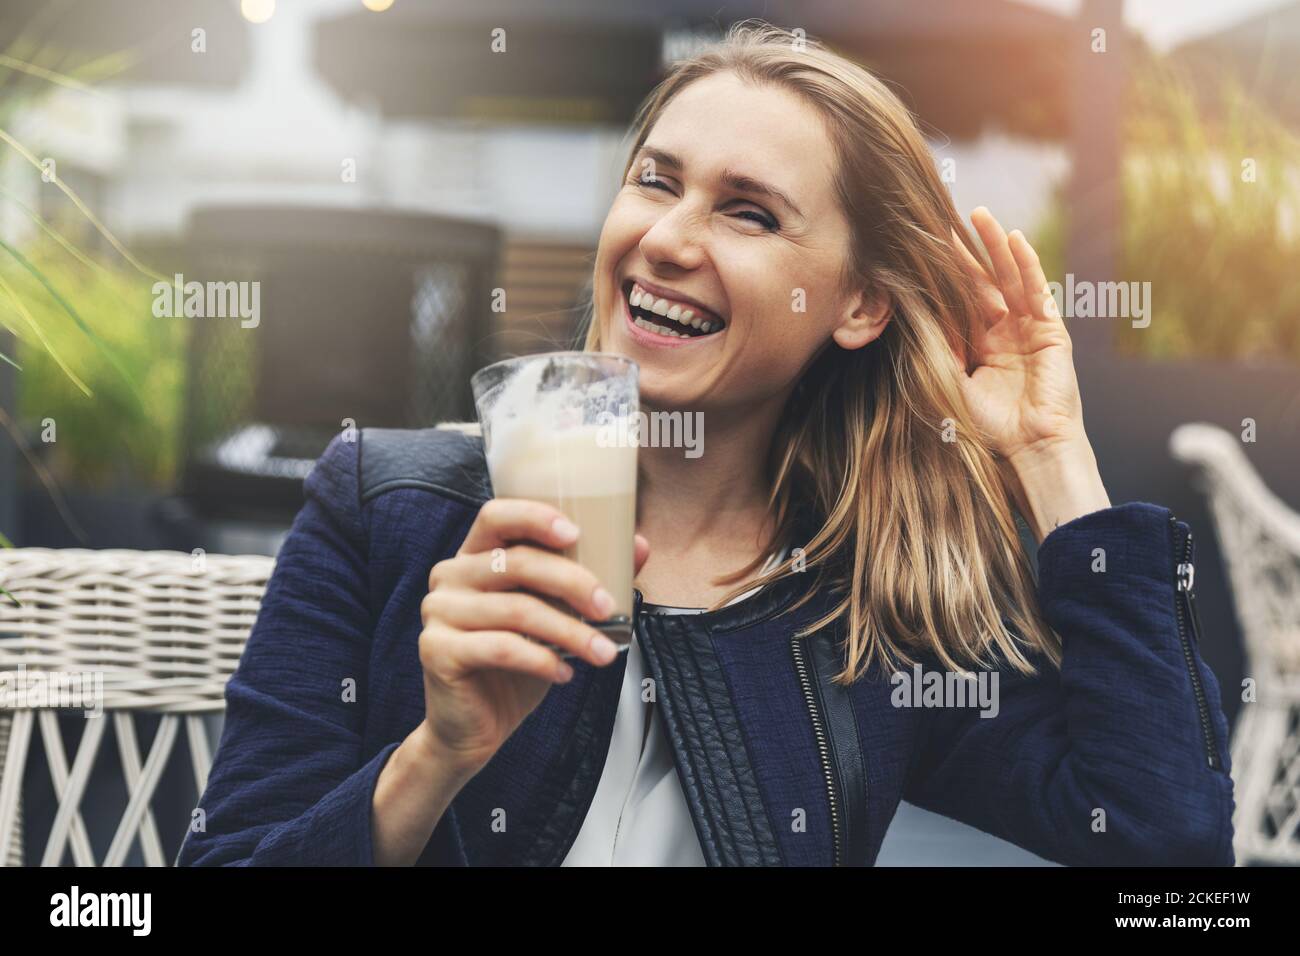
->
[552,517,579,542]
[556,661,575,682]
[591,634,619,663]
[592,587,615,618]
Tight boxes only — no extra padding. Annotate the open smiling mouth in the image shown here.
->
[622,279,727,339]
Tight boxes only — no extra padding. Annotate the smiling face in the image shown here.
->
[593,71,889,412]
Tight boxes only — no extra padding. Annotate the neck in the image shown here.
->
[635,394,788,556]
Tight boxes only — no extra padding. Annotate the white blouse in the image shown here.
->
[561,547,788,866]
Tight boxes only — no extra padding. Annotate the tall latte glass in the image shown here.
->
[471,352,639,656]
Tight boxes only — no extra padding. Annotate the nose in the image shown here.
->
[638,202,706,274]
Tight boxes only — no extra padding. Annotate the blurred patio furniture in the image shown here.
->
[0,548,272,866]
[314,0,1083,138]
[1171,422,1300,865]
[169,205,501,537]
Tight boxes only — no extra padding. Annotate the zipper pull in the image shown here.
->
[1170,517,1196,592]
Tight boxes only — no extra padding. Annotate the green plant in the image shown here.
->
[1,232,185,487]
[1037,56,1300,364]
[0,26,166,601]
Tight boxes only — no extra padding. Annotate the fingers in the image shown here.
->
[426,589,618,667]
[948,226,998,368]
[439,544,615,621]
[951,226,992,283]
[458,497,581,556]
[1007,229,1059,322]
[423,623,572,685]
[952,226,1005,313]
[970,207,1027,316]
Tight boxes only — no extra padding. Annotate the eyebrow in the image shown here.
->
[634,145,805,220]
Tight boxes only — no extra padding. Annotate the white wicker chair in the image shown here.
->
[0,548,273,866]
[1170,423,1300,866]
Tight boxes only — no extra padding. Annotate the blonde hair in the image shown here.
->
[583,20,1061,684]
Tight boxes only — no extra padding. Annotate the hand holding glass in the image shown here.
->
[471,352,639,658]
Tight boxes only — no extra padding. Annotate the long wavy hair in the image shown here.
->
[580,20,1062,685]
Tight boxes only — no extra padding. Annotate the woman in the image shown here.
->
[178,22,1234,867]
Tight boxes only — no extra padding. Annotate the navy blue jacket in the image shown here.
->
[177,427,1236,866]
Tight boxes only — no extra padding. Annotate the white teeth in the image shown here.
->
[628,283,723,335]
[633,315,685,337]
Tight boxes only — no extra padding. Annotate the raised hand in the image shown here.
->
[954,207,1083,462]
[952,207,1110,540]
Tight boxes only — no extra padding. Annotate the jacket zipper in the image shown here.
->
[1169,514,1222,772]
[791,634,844,865]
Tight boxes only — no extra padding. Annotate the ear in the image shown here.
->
[831,284,891,351]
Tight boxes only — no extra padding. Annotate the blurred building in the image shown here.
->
[3,0,1083,360]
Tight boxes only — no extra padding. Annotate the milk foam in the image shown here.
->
[484,360,637,498]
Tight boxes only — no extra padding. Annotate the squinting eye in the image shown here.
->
[736,209,779,232]
[626,178,778,232]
